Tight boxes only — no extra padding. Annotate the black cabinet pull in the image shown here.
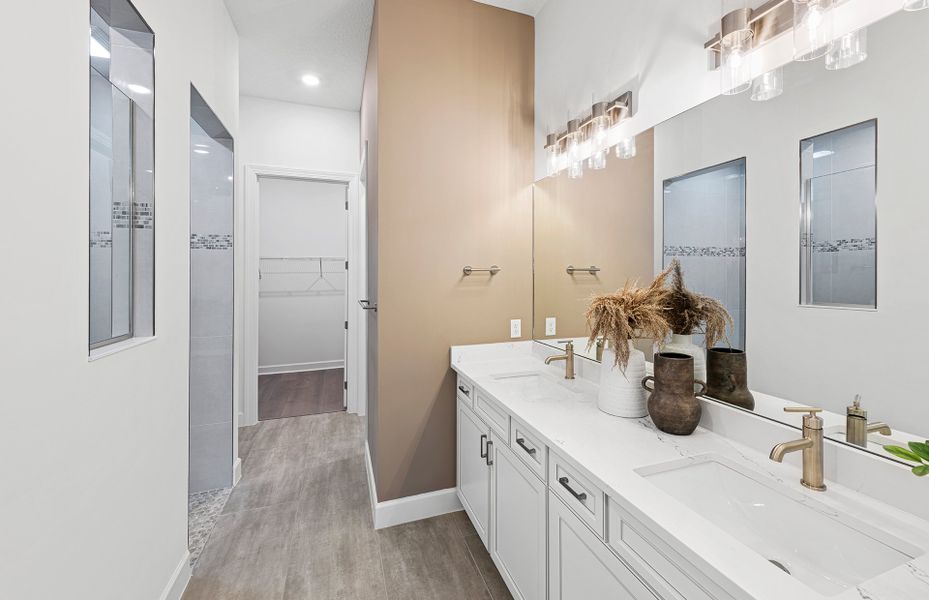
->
[458,385,470,396]
[516,437,536,456]
[480,434,487,459]
[559,476,587,501]
[486,440,494,466]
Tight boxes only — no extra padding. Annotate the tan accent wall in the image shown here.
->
[533,129,655,341]
[372,0,534,501]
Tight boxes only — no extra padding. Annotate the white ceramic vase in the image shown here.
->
[597,341,647,418]
[661,333,707,384]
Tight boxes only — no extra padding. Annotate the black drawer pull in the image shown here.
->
[516,437,536,456]
[458,385,470,396]
[480,434,487,459]
[486,441,494,466]
[559,476,587,501]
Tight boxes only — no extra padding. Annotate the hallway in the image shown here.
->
[184,411,512,600]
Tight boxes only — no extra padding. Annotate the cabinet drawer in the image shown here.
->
[457,375,474,407]
[608,500,731,600]
[549,452,605,538]
[509,420,547,482]
[475,389,509,442]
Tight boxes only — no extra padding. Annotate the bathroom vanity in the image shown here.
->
[452,341,929,600]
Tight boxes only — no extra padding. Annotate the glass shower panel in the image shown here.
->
[90,68,133,346]
[800,120,877,308]
[663,158,747,349]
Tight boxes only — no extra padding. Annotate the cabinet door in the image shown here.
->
[458,398,491,545]
[549,492,658,600]
[490,433,547,600]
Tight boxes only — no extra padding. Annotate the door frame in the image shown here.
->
[241,164,363,426]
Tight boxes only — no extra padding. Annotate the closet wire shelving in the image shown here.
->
[259,256,346,297]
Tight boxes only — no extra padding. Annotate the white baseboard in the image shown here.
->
[365,441,462,530]
[158,551,191,600]
[258,359,344,376]
[233,457,242,486]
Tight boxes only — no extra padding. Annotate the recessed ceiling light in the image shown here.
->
[301,74,321,87]
[194,149,210,155]
[813,150,835,159]
[128,84,152,95]
[90,36,110,59]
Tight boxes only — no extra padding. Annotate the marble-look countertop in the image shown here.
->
[451,342,929,600]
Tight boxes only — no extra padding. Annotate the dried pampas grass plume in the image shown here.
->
[585,265,674,370]
[666,259,733,349]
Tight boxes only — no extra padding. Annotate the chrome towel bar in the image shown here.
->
[566,265,600,275]
[463,265,501,276]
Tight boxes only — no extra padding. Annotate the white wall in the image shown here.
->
[258,178,348,373]
[653,9,929,430]
[0,0,238,598]
[534,0,904,180]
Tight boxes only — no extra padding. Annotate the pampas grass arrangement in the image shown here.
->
[586,266,673,370]
[666,259,733,349]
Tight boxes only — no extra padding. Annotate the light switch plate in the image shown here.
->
[510,319,522,339]
[545,317,556,336]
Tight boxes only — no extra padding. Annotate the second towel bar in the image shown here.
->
[463,265,501,276]
[566,265,601,275]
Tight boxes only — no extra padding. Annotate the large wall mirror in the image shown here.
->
[532,8,928,464]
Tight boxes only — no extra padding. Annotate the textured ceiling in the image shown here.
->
[225,0,374,111]
[473,0,548,16]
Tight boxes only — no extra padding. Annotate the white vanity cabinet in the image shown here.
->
[489,431,547,600]
[457,395,492,545]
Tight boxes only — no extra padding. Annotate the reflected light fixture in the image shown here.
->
[904,0,929,10]
[587,102,610,170]
[545,133,562,177]
[615,136,636,160]
[720,6,753,95]
[127,83,152,95]
[565,119,584,179]
[750,67,784,101]
[301,73,321,87]
[793,0,834,61]
[825,28,868,70]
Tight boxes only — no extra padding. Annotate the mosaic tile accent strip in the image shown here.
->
[663,245,746,258]
[112,201,131,229]
[133,202,153,229]
[811,237,875,253]
[90,231,112,248]
[190,233,233,250]
[188,487,231,568]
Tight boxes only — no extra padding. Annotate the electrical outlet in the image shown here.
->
[545,317,557,336]
[510,319,522,339]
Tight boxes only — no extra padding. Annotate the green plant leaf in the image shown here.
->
[908,441,929,463]
[912,465,929,477]
[884,445,924,464]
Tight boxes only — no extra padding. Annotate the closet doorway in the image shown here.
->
[257,176,348,421]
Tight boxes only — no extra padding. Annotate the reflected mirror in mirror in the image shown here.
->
[531,8,929,465]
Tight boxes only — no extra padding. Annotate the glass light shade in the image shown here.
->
[720,32,752,95]
[615,136,637,160]
[587,114,610,170]
[793,0,834,61]
[904,0,929,11]
[546,145,561,177]
[566,125,584,179]
[825,28,868,70]
[750,67,784,101]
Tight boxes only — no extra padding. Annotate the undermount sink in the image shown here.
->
[488,370,582,401]
[637,454,921,596]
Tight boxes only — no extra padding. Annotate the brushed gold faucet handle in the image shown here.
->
[784,406,824,430]
[784,406,822,415]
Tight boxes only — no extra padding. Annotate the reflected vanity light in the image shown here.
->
[813,150,834,158]
[903,0,929,11]
[615,136,637,160]
[193,149,210,155]
[545,133,562,177]
[750,67,784,102]
[565,119,585,179]
[825,28,868,70]
[127,83,151,94]
[720,7,753,95]
[793,0,834,61]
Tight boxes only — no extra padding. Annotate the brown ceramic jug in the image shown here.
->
[706,348,755,410]
[642,352,706,435]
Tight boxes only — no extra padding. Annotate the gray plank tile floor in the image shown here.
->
[184,411,512,600]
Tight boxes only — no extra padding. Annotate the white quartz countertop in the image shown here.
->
[451,342,929,600]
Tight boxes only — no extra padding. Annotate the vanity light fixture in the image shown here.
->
[825,28,868,70]
[587,102,610,170]
[904,0,929,10]
[544,133,562,177]
[750,67,784,101]
[542,91,632,179]
[793,0,834,61]
[615,136,637,160]
[565,119,585,179]
[720,6,754,95]
[301,73,321,87]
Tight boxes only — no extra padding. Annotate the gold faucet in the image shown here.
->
[545,341,575,379]
[846,395,892,447]
[770,407,826,492]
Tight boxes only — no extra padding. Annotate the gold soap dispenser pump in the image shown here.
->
[846,394,869,448]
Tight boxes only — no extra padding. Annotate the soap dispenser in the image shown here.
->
[846,395,869,448]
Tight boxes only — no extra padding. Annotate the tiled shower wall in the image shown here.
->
[663,159,746,349]
[189,115,234,493]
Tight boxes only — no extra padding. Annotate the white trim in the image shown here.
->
[88,336,157,361]
[233,457,242,486]
[365,441,463,530]
[258,359,344,376]
[242,164,364,426]
[157,551,191,600]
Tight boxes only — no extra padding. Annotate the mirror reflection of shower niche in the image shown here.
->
[663,159,747,349]
[89,0,154,350]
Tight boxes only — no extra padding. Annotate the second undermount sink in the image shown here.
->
[637,454,921,596]
[488,370,582,401]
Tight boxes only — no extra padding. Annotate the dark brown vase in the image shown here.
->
[642,353,706,436]
[706,348,755,411]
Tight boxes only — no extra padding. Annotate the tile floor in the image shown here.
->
[187,487,232,567]
[258,369,345,421]
[183,411,511,600]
